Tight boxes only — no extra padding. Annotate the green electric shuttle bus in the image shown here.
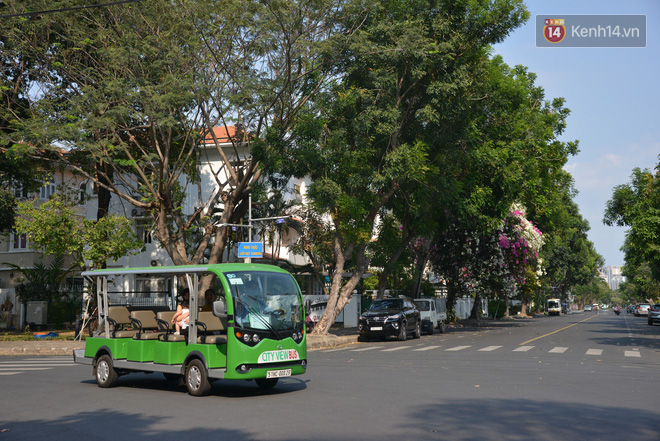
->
[73,264,307,396]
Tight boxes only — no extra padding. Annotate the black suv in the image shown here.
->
[358,298,421,341]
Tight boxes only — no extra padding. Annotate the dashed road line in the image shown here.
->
[324,343,647,359]
[445,345,471,351]
[350,347,378,352]
[412,345,442,352]
[382,346,412,352]
[478,345,503,352]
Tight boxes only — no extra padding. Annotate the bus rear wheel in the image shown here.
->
[95,354,119,388]
[255,378,278,390]
[185,359,211,396]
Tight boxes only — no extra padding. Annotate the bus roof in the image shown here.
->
[81,263,290,277]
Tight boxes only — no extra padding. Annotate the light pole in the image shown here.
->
[216,193,291,263]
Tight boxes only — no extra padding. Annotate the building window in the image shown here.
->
[79,182,87,205]
[11,233,28,250]
[14,185,29,199]
[39,177,56,200]
[137,225,153,244]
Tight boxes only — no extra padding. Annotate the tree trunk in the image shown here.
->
[469,292,482,320]
[410,234,434,298]
[446,280,457,323]
[311,238,368,335]
[376,232,415,299]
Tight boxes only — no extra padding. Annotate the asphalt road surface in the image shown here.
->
[1,310,658,441]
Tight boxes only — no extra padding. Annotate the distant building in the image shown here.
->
[600,266,626,290]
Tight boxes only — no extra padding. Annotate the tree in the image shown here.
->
[604,160,660,283]
[0,0,357,275]
[14,196,143,270]
[540,192,603,300]
[260,0,529,334]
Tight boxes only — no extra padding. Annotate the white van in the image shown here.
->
[547,298,561,316]
[413,298,447,334]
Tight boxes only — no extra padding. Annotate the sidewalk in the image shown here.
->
[0,331,360,356]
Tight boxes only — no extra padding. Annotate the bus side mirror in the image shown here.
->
[213,299,227,318]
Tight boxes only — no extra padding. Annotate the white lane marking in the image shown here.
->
[478,346,502,352]
[624,351,641,358]
[350,347,378,352]
[513,346,534,352]
[586,349,603,356]
[382,346,412,352]
[549,347,568,353]
[412,346,442,352]
[445,345,471,351]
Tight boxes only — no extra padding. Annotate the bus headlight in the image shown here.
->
[252,333,260,344]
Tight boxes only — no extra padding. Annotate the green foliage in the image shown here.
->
[0,188,16,233]
[571,278,615,308]
[488,299,506,318]
[604,159,660,283]
[2,0,354,268]
[617,263,660,303]
[15,196,142,270]
[8,254,70,303]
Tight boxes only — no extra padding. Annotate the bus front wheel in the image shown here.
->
[95,354,119,388]
[185,359,211,396]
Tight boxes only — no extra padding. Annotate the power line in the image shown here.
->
[0,0,145,19]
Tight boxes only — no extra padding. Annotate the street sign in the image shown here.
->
[238,242,263,258]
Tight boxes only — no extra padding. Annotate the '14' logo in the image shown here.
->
[544,19,566,43]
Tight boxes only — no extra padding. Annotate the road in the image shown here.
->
[1,311,658,441]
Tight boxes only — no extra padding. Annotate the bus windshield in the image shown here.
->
[225,270,303,333]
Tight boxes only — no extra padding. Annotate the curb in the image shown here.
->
[0,341,85,356]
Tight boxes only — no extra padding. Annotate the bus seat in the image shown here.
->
[130,310,160,340]
[156,310,187,342]
[196,311,228,344]
[106,306,136,338]
[156,311,176,331]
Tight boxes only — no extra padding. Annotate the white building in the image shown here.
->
[0,126,323,328]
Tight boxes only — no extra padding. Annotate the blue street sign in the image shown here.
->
[276,218,284,224]
[238,242,263,258]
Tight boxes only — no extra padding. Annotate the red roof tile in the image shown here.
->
[201,125,238,145]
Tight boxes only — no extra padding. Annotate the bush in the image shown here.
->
[488,300,522,317]
[48,295,80,327]
[488,299,507,318]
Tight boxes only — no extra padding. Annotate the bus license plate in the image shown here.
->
[267,369,291,378]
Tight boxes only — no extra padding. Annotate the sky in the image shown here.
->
[492,0,660,267]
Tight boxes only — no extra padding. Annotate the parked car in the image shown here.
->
[584,305,593,312]
[413,298,447,334]
[359,298,421,341]
[635,303,651,316]
[648,304,660,326]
